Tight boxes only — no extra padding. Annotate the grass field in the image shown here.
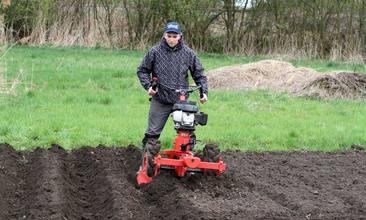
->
[0,46,365,150]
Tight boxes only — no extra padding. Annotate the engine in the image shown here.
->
[171,100,207,130]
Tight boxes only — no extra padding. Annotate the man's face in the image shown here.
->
[164,32,181,47]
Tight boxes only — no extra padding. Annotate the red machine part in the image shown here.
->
[136,131,226,185]
[136,152,153,185]
[160,130,226,176]
[155,154,226,177]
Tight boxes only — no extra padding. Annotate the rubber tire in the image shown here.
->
[203,143,221,163]
[202,143,221,176]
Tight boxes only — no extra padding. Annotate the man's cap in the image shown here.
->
[164,22,181,34]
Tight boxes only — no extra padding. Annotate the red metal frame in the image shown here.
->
[136,130,227,185]
[154,155,226,177]
[160,130,226,176]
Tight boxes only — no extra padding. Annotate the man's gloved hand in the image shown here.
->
[148,87,157,96]
[200,93,208,103]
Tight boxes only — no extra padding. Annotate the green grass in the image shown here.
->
[289,58,365,73]
[0,46,365,150]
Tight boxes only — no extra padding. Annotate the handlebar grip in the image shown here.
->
[199,87,204,98]
[151,77,158,91]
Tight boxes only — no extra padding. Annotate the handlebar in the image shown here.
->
[175,85,201,95]
[176,85,204,99]
[151,77,158,91]
[150,79,204,98]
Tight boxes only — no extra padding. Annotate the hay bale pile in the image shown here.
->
[295,72,366,99]
[207,60,366,100]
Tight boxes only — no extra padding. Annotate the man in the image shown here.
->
[137,21,208,161]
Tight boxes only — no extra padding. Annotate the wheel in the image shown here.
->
[202,143,221,176]
[202,143,221,163]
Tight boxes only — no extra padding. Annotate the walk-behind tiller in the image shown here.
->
[136,83,227,185]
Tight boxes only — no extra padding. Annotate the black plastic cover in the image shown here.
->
[195,112,208,126]
[173,101,199,113]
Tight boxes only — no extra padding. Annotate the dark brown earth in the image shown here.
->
[1,143,365,220]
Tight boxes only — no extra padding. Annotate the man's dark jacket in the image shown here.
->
[137,38,208,104]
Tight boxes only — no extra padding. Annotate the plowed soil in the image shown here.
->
[1,143,365,220]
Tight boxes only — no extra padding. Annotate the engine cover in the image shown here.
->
[172,110,195,128]
[171,100,207,130]
[172,101,199,113]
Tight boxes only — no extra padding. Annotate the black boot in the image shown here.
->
[145,138,162,177]
[141,134,161,177]
[141,133,160,150]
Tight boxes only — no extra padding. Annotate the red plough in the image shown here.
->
[137,83,226,185]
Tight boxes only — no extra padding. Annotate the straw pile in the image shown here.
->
[295,72,366,99]
[207,60,366,99]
